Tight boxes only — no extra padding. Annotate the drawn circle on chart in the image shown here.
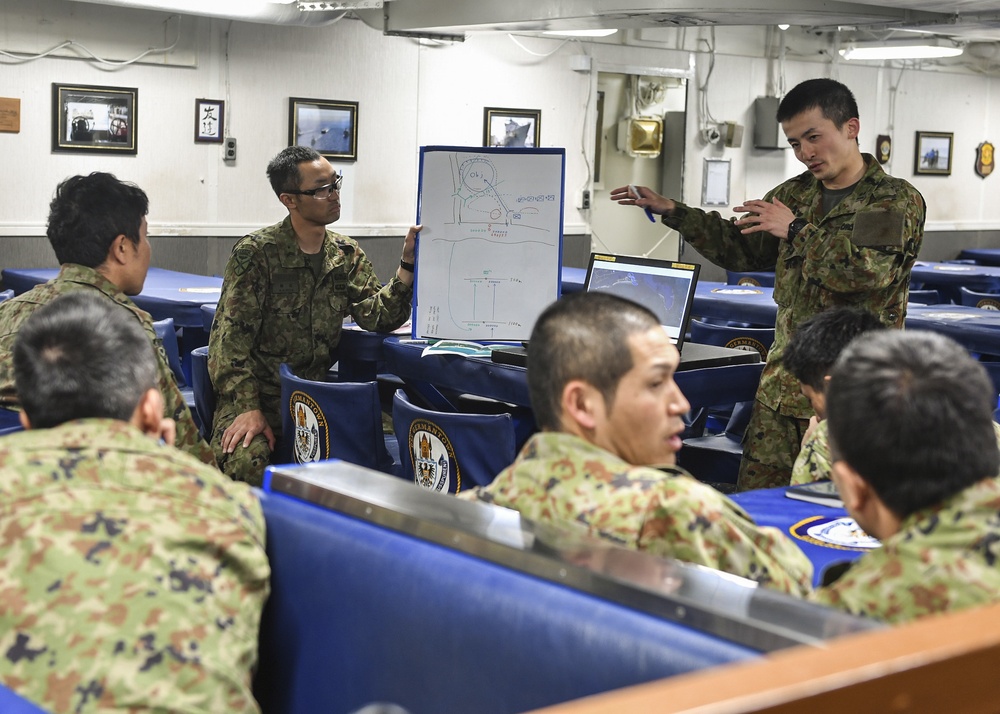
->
[490,209,502,220]
[460,159,497,193]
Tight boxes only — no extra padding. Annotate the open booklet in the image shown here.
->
[418,339,524,359]
[785,480,844,508]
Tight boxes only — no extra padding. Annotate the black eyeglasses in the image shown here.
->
[286,173,344,199]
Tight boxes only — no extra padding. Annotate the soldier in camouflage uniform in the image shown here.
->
[209,146,419,485]
[459,292,813,596]
[810,330,1000,623]
[0,172,216,467]
[782,306,885,485]
[613,78,926,490]
[0,292,270,712]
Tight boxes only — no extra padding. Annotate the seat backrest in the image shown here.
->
[190,346,215,440]
[152,317,187,387]
[0,289,13,304]
[907,288,941,305]
[278,363,395,473]
[689,319,776,362]
[392,390,518,494]
[959,286,1000,310]
[0,407,23,437]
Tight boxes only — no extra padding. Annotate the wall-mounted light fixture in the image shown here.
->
[839,37,964,61]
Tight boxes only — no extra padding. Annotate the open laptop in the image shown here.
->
[582,252,701,352]
[494,253,709,368]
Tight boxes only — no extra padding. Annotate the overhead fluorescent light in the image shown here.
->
[839,37,964,61]
[298,0,383,9]
[541,29,618,38]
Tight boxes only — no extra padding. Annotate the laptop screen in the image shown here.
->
[583,253,701,351]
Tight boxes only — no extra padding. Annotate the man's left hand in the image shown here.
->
[733,198,796,238]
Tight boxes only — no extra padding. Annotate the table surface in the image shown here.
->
[910,261,1000,289]
[905,304,1000,355]
[730,486,870,588]
[693,281,778,326]
[2,267,222,330]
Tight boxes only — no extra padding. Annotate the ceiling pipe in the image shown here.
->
[61,0,347,26]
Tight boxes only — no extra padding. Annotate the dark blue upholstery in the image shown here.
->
[392,389,522,493]
[190,346,214,440]
[959,286,1000,310]
[678,401,754,487]
[0,407,23,437]
[907,288,941,305]
[277,363,398,473]
[253,489,757,714]
[152,317,187,387]
[689,319,775,362]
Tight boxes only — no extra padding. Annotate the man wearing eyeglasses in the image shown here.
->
[209,146,420,485]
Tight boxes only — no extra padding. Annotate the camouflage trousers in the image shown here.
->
[211,395,282,487]
[736,400,810,491]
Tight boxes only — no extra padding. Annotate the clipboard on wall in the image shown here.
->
[413,146,565,342]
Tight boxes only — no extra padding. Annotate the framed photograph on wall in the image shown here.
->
[914,131,953,176]
[484,107,541,148]
[194,98,225,143]
[52,83,137,154]
[288,97,358,161]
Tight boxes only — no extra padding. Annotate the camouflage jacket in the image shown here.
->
[461,432,813,595]
[790,419,831,486]
[209,217,412,419]
[666,155,925,418]
[0,264,216,467]
[0,419,270,712]
[791,420,1000,486]
[811,476,1000,624]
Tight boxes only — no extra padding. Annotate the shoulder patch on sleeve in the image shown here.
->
[851,209,905,248]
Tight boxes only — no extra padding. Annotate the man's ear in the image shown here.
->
[108,234,131,266]
[18,410,31,431]
[278,193,297,211]
[560,379,601,432]
[845,117,861,140]
[831,459,869,514]
[132,387,165,436]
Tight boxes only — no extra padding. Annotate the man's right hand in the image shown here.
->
[609,185,676,216]
[221,409,276,454]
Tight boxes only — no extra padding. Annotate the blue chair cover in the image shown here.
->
[392,390,523,494]
[278,363,398,474]
[959,286,1000,310]
[0,289,13,304]
[0,407,23,437]
[907,288,941,305]
[190,345,215,440]
[152,317,187,387]
[689,319,775,362]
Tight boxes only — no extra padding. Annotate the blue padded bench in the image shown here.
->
[253,462,875,714]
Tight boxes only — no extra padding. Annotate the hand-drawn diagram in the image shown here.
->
[416,148,564,341]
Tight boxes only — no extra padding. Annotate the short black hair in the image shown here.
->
[782,307,885,391]
[827,330,999,518]
[527,292,662,431]
[46,172,148,268]
[13,292,158,429]
[267,146,323,197]
[777,78,859,129]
